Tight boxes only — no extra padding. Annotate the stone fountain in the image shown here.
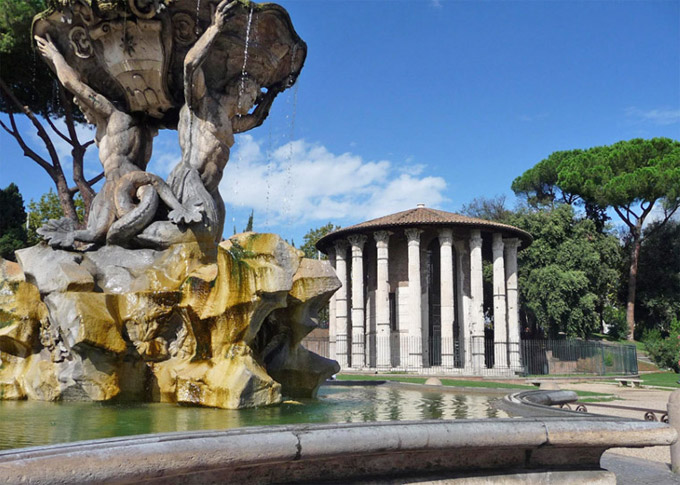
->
[0,0,339,409]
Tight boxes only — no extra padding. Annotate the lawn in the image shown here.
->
[335,374,617,400]
[638,372,680,388]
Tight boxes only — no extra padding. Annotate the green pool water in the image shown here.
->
[0,385,508,450]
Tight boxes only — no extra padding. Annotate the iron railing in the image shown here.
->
[301,335,638,376]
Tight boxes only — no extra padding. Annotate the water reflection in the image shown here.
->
[0,386,508,450]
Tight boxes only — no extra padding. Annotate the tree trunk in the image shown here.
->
[626,229,642,341]
[71,144,95,224]
[55,175,78,222]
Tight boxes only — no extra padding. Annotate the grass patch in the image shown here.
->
[591,333,646,352]
[578,396,622,403]
[571,390,612,397]
[638,372,680,388]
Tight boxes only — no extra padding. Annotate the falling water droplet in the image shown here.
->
[195,0,202,35]
[238,7,254,112]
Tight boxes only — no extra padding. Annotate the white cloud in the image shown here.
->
[625,107,680,126]
[431,0,443,8]
[220,136,448,227]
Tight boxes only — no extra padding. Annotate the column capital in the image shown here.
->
[404,228,423,243]
[334,239,348,252]
[469,229,482,249]
[503,237,521,252]
[374,230,392,245]
[492,232,504,253]
[439,228,453,245]
[347,234,367,250]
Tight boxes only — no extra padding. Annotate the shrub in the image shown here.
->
[603,305,628,340]
[643,319,680,373]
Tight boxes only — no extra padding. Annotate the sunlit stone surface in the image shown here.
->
[0,1,337,409]
[0,234,339,409]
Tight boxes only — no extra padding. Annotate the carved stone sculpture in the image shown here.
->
[0,1,336,410]
[32,0,306,249]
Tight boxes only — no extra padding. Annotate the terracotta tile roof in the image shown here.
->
[316,206,532,251]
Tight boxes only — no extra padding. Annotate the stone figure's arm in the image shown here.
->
[232,86,281,133]
[184,0,237,108]
[34,34,115,118]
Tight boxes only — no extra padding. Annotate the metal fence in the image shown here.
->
[520,339,638,376]
[302,335,638,376]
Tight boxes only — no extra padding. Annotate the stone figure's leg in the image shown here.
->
[37,184,117,248]
[107,185,159,246]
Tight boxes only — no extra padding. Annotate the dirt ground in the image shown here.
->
[559,380,674,464]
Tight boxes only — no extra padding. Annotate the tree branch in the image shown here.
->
[3,111,55,177]
[0,77,63,173]
[87,171,104,186]
[613,206,635,231]
[45,115,72,145]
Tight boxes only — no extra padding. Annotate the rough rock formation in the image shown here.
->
[0,233,339,408]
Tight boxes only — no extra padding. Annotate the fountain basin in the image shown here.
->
[0,386,675,484]
[0,416,673,484]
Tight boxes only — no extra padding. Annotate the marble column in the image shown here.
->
[504,237,522,370]
[405,228,424,368]
[328,247,337,361]
[333,240,349,368]
[492,233,508,369]
[348,234,367,368]
[453,239,470,369]
[439,228,455,368]
[469,229,485,371]
[374,230,392,369]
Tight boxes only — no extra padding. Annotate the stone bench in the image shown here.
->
[615,377,643,388]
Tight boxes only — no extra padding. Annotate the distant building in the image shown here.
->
[316,204,532,375]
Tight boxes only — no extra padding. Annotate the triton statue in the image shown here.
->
[0,0,340,411]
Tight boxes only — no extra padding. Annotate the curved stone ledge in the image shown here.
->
[0,417,675,484]
[498,389,592,418]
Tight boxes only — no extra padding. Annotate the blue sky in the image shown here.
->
[1,0,679,244]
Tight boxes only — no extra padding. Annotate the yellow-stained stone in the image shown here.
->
[45,293,127,355]
[0,234,339,409]
[0,280,46,356]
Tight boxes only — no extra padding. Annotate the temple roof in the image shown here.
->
[316,205,533,252]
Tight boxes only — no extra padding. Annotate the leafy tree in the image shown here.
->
[513,138,680,339]
[0,0,101,223]
[300,222,340,260]
[512,150,610,231]
[299,223,341,329]
[511,151,580,208]
[626,220,680,336]
[0,183,27,260]
[460,194,513,222]
[507,205,622,339]
[243,210,254,232]
[26,188,85,245]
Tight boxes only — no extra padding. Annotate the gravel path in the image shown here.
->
[563,381,673,464]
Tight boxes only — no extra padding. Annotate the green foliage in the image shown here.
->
[643,319,680,373]
[511,151,581,207]
[603,305,628,341]
[26,189,84,245]
[557,138,680,213]
[0,0,66,118]
[243,210,254,232]
[460,195,512,222]
[513,138,680,338]
[631,220,680,336]
[300,222,340,260]
[0,183,28,261]
[507,205,622,338]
